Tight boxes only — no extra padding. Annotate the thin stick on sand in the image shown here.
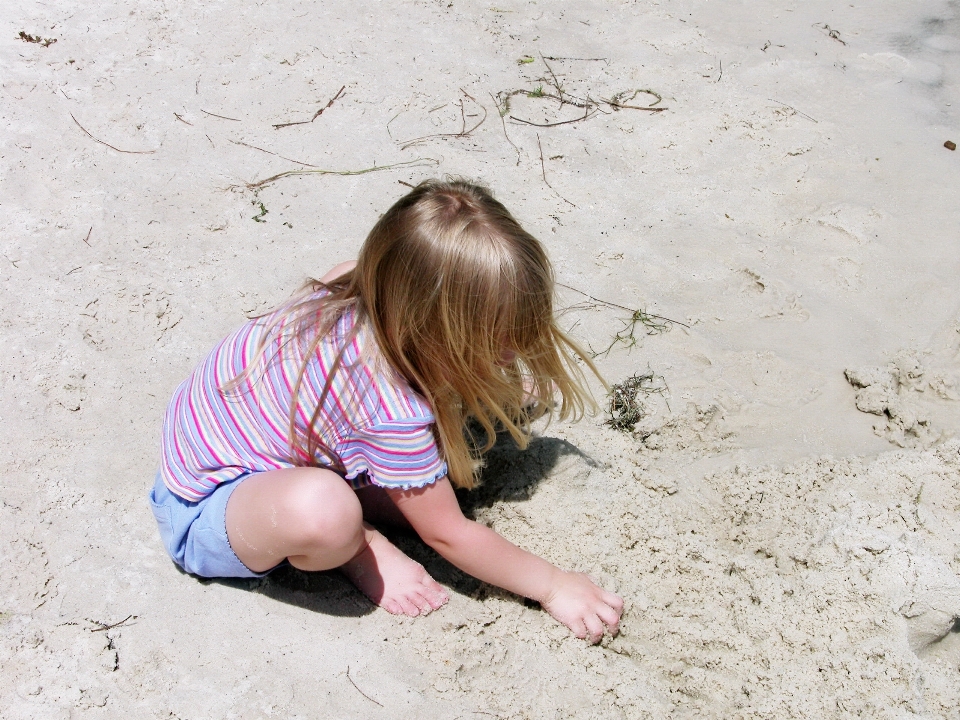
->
[489,91,521,165]
[230,140,319,167]
[346,666,383,707]
[200,109,242,121]
[768,99,819,123]
[542,55,610,64]
[236,158,439,191]
[498,56,667,125]
[512,106,597,128]
[70,114,156,154]
[537,134,575,207]
[273,85,346,129]
[605,89,665,112]
[395,89,487,150]
[87,614,138,632]
[558,282,689,329]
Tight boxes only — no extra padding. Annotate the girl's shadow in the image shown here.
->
[207,432,594,616]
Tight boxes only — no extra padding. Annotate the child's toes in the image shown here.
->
[395,596,422,617]
[381,598,403,615]
[420,576,448,599]
[410,591,437,615]
[421,584,449,610]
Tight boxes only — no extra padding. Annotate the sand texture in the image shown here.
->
[3,0,960,717]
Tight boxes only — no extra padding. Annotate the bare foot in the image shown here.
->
[341,524,449,616]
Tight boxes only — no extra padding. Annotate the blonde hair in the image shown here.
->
[233,179,600,489]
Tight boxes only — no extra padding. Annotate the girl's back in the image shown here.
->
[161,293,444,502]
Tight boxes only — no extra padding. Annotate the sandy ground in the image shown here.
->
[3,0,960,717]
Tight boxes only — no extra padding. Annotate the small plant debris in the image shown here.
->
[252,200,268,222]
[556,283,687,357]
[70,113,157,154]
[605,372,667,432]
[87,614,138,632]
[495,54,666,127]
[273,84,345,130]
[945,140,957,151]
[390,89,487,150]
[591,309,671,358]
[18,31,56,47]
[813,23,846,45]
[517,55,535,65]
[236,158,438,191]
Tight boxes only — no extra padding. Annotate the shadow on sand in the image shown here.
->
[200,432,595,617]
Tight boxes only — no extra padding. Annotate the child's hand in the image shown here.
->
[540,570,623,643]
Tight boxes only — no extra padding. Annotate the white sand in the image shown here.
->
[3,0,960,717]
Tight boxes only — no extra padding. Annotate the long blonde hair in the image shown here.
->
[232,179,600,489]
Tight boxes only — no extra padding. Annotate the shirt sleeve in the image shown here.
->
[339,417,447,490]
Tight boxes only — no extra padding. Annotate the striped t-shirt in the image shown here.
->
[160,297,447,501]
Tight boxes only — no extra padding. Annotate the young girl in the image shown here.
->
[150,179,623,643]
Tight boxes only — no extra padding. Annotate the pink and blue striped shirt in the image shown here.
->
[160,298,447,501]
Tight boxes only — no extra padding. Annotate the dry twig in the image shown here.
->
[813,23,846,45]
[237,158,438,191]
[605,89,665,111]
[395,89,487,150]
[273,85,346,129]
[542,55,609,64]
[70,113,156,154]
[489,91,521,165]
[200,109,241,122]
[498,56,666,126]
[768,99,818,123]
[230,140,318,167]
[88,615,138,632]
[346,666,383,707]
[537,134,575,207]
[511,106,597,128]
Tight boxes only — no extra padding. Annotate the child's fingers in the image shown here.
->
[601,589,624,612]
[582,614,605,644]
[570,618,589,640]
[596,602,621,635]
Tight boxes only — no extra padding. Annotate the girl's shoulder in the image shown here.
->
[341,325,435,427]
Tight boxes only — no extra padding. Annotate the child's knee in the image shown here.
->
[284,470,363,549]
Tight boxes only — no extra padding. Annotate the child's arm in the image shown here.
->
[387,477,622,642]
[320,260,357,284]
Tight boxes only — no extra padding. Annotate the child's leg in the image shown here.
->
[225,467,448,616]
[355,484,414,531]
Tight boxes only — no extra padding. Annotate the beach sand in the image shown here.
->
[3,0,960,717]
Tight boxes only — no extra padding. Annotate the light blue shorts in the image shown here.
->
[149,473,277,578]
